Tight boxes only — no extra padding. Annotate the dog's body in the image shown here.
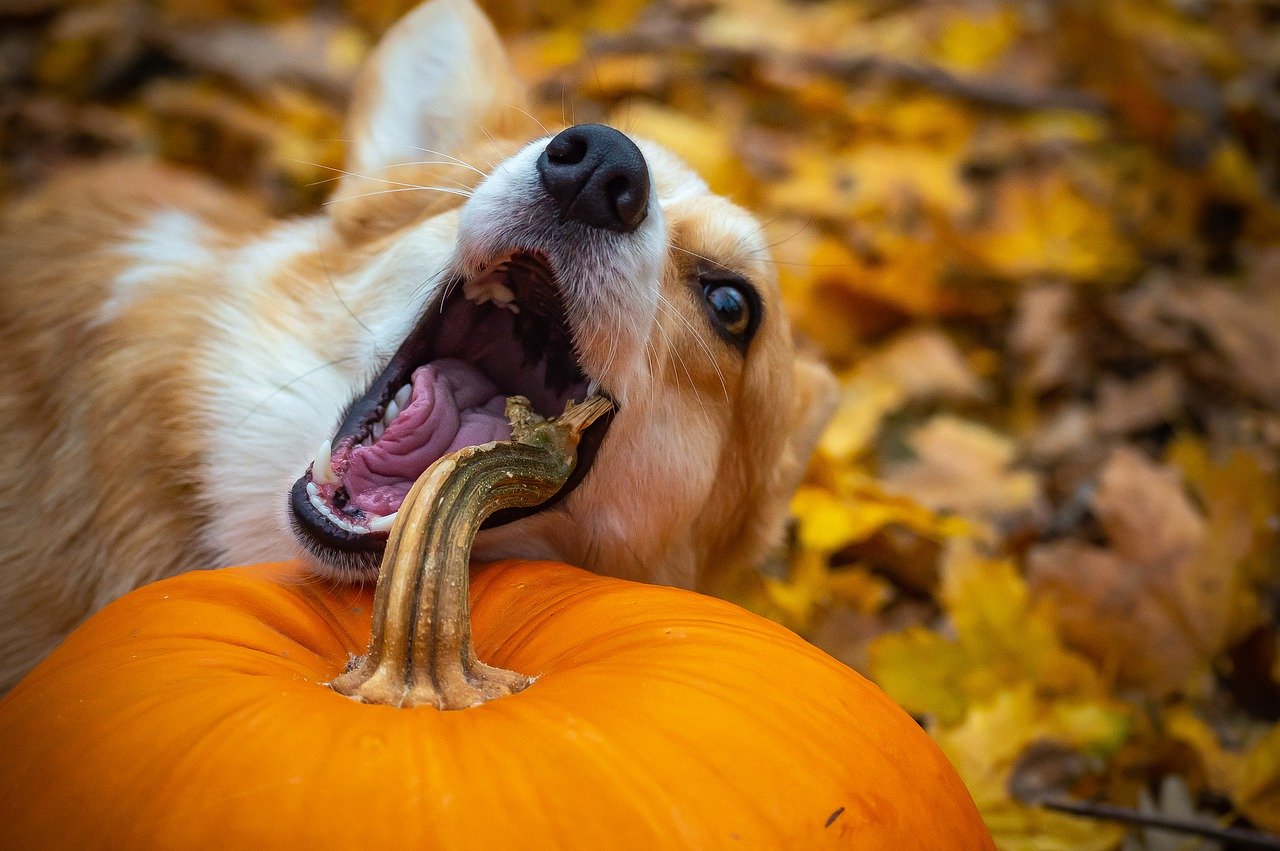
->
[0,0,835,690]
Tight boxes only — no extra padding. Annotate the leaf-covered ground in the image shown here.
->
[3,1,1278,847]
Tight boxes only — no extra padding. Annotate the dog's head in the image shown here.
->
[287,0,836,588]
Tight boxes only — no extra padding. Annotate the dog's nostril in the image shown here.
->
[605,175,646,231]
[546,133,588,166]
[537,123,651,234]
[604,175,630,198]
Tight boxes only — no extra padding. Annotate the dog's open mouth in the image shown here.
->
[290,250,613,562]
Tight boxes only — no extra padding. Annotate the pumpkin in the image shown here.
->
[0,399,992,849]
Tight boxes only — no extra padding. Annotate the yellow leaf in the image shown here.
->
[970,174,1137,282]
[1237,725,1280,832]
[1164,706,1245,795]
[936,688,1127,850]
[826,566,891,614]
[931,9,1019,72]
[816,374,904,463]
[869,627,969,725]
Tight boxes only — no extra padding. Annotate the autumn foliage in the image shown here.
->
[2,0,1279,847]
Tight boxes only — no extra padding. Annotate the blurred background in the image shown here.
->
[2,0,1278,847]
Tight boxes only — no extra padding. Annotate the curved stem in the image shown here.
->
[330,395,613,709]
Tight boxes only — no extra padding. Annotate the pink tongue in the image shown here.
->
[344,359,512,516]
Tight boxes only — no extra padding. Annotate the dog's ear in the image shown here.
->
[699,352,837,594]
[331,0,527,238]
[346,0,525,175]
[786,354,838,479]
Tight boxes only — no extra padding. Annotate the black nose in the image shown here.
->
[537,124,651,233]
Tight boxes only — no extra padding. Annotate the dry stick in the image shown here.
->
[1031,797,1280,849]
[330,395,613,710]
[584,29,1109,116]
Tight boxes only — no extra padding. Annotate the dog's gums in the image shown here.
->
[290,250,614,563]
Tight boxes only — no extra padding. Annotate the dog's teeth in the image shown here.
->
[489,282,515,305]
[368,512,397,532]
[312,440,338,484]
[383,400,399,425]
[371,422,384,441]
[308,488,370,535]
[394,384,411,409]
[464,275,517,310]
[463,277,486,303]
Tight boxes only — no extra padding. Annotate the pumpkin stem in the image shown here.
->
[329,395,613,709]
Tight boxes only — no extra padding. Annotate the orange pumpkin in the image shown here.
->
[0,559,990,849]
[0,401,992,848]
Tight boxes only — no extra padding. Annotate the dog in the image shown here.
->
[0,0,836,691]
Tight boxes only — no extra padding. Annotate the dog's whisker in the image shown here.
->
[760,216,814,252]
[314,222,373,338]
[324,186,473,205]
[302,160,485,188]
[659,310,716,436]
[399,145,490,177]
[657,291,731,407]
[297,163,463,192]
[498,102,549,135]
[670,244,735,275]
[237,355,363,429]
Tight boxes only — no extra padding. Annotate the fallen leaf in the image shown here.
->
[1093,368,1184,436]
[883,416,1046,531]
[1010,282,1080,393]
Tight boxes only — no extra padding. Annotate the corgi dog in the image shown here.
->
[0,0,836,690]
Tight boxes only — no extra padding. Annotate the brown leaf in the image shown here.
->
[1092,447,1205,570]
[1028,448,1233,696]
[1010,282,1079,392]
[1112,273,1280,409]
[856,328,988,403]
[1094,367,1184,436]
[883,416,1046,531]
[151,14,371,99]
[1173,282,1280,409]
[1027,540,1201,696]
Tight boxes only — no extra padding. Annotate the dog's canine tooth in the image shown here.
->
[462,277,488,304]
[489,281,515,305]
[393,384,411,409]
[383,399,399,425]
[368,512,397,532]
[312,440,338,484]
[463,275,517,311]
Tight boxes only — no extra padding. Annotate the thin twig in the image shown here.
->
[584,29,1109,116]
[1037,796,1280,849]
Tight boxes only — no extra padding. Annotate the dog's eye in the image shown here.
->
[704,284,750,337]
[697,273,760,351]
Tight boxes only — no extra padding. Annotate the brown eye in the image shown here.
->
[704,284,750,337]
[696,272,761,352]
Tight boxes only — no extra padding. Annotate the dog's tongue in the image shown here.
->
[344,359,512,516]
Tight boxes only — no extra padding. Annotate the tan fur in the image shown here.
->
[0,0,835,691]
[0,163,267,681]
